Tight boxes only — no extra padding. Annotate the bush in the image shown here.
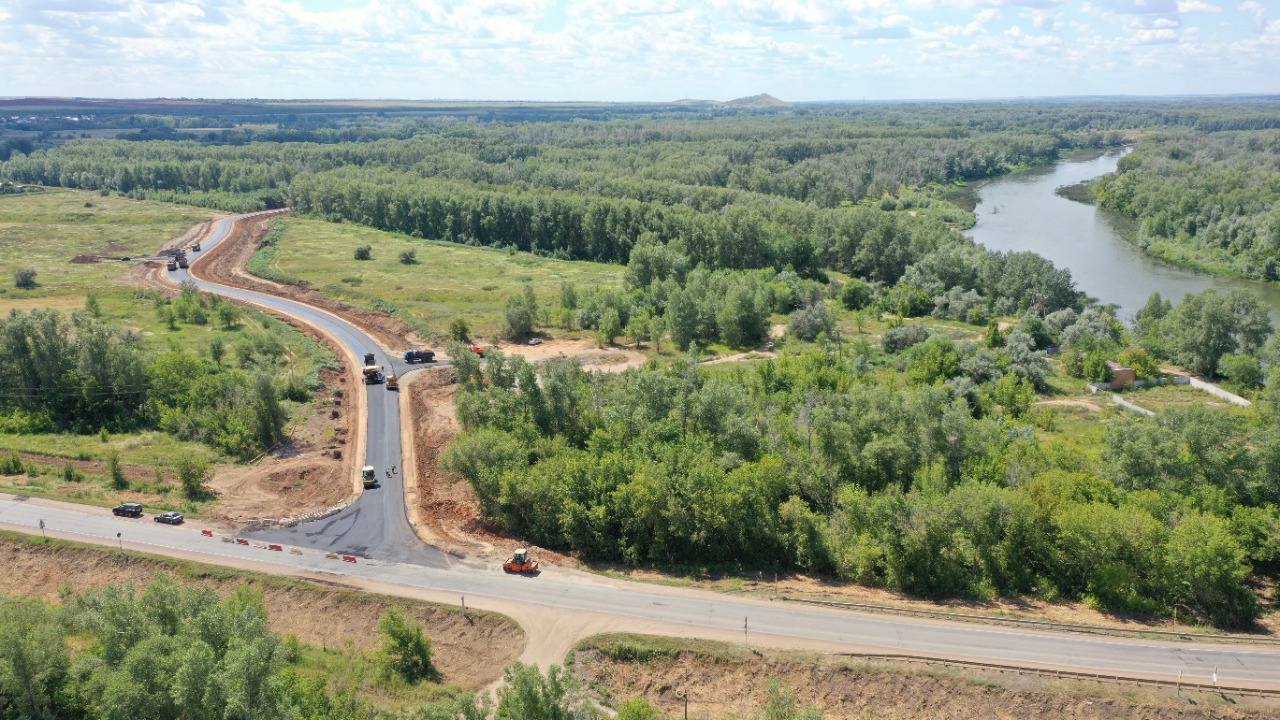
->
[354,245,372,261]
[840,279,872,310]
[399,248,418,264]
[175,454,212,500]
[449,317,471,342]
[62,461,83,483]
[12,267,37,289]
[0,451,24,475]
[378,607,435,683]
[881,323,929,353]
[788,302,836,343]
[1219,353,1263,392]
[108,452,128,490]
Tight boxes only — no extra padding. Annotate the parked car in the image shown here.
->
[112,502,143,518]
[528,337,543,346]
[154,511,184,525]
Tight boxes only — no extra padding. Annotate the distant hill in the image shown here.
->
[720,93,790,108]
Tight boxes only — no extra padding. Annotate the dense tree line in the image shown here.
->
[1095,130,1280,279]
[442,327,1280,627]
[0,300,302,459]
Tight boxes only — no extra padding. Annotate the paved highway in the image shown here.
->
[174,213,441,565]
[5,495,1280,687]
[22,212,1277,688]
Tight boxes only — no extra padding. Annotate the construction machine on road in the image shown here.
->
[386,374,399,390]
[361,466,377,488]
[503,548,539,574]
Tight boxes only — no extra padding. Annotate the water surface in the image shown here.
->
[964,148,1280,323]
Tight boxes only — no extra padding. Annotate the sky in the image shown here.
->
[1,0,1278,102]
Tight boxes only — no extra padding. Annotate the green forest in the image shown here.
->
[7,98,1280,631]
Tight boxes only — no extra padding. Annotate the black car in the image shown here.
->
[112,502,143,518]
[154,511,184,525]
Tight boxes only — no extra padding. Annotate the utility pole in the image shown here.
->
[744,616,749,646]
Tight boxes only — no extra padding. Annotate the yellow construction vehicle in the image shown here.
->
[361,466,377,488]
[386,374,399,391]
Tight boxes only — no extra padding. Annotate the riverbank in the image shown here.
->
[965,145,1280,322]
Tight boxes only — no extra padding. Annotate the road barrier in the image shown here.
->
[779,596,1280,644]
[235,538,249,545]
[268,544,283,551]
[200,529,213,537]
[325,552,339,560]
[837,651,1280,698]
[342,555,357,563]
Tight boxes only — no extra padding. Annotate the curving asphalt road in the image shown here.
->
[174,213,443,566]
[11,212,1279,688]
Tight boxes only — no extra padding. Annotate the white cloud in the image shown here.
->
[1175,0,1219,11]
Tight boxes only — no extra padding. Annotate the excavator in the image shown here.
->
[502,548,539,574]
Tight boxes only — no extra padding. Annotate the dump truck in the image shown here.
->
[166,260,178,271]
[502,548,539,574]
[361,465,377,488]
[176,255,189,269]
[403,349,435,363]
[363,366,384,384]
[469,344,486,358]
[191,242,201,252]
[386,374,399,390]
[363,352,376,366]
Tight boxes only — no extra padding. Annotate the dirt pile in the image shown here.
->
[0,535,522,689]
[576,645,1278,720]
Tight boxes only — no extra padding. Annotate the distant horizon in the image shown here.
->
[6,91,1280,106]
[2,1,1276,101]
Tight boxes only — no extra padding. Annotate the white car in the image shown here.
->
[528,338,543,346]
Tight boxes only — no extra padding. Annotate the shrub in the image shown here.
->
[881,323,929,353]
[108,452,128,490]
[13,267,37,289]
[449,317,471,342]
[354,245,373,261]
[0,452,23,475]
[62,461,82,483]
[378,607,435,683]
[398,248,418,265]
[175,454,212,500]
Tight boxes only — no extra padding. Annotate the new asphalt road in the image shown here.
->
[9,212,1279,689]
[174,212,442,566]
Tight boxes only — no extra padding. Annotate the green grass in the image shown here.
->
[0,189,336,503]
[576,633,748,665]
[269,217,624,339]
[1119,383,1248,414]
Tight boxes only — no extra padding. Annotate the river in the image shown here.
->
[963,148,1280,323]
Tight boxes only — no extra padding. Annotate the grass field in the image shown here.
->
[0,189,336,509]
[268,217,624,339]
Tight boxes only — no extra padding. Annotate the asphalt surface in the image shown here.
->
[5,496,1280,688]
[173,213,444,565]
[18,211,1277,688]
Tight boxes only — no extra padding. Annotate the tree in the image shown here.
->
[175,454,212,499]
[12,267,37,289]
[495,662,594,720]
[353,245,372,260]
[1219,353,1263,393]
[85,293,102,318]
[502,294,535,341]
[625,309,654,347]
[449,317,471,342]
[597,307,622,347]
[839,279,872,310]
[210,337,225,365]
[1164,511,1257,628]
[108,451,128,490]
[377,607,435,683]
[788,302,835,343]
[0,599,70,719]
[616,697,661,720]
[216,302,239,329]
[1163,289,1273,376]
[399,248,418,264]
[666,289,698,351]
[252,374,288,449]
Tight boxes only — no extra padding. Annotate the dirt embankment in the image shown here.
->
[402,367,574,566]
[0,536,522,689]
[576,645,1279,720]
[197,214,417,350]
